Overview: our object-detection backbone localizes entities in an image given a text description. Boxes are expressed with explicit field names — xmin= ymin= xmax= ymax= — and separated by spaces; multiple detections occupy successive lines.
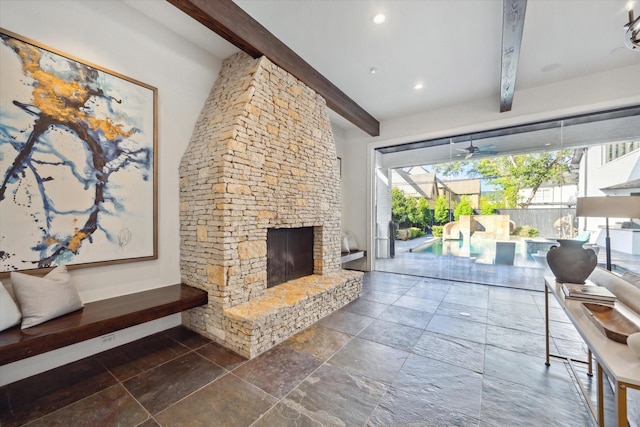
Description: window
xmin=604 ymin=140 xmax=640 ymax=163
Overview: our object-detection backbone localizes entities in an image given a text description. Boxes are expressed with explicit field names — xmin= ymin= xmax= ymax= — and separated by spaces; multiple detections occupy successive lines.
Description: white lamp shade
xmin=576 ymin=196 xmax=640 ymax=218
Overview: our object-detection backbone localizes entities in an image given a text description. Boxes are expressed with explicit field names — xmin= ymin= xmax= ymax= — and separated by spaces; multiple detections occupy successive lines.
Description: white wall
xmin=337 ymin=64 xmax=640 ymax=272
xmin=0 ymin=0 xmax=223 ymax=385
xmin=374 ymin=157 xmax=392 ymax=259
xmin=585 ymin=146 xmax=640 ymax=195
xmin=335 ymin=127 xmax=371 ymax=270
xmin=519 ymin=184 xmax=578 ymax=208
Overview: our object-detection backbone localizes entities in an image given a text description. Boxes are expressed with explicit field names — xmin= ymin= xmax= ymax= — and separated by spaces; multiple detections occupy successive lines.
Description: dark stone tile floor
xmin=0 ymin=271 xmax=609 ymax=426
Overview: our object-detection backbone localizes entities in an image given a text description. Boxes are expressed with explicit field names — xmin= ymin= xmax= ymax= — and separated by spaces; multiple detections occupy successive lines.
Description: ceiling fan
xmin=457 ymin=140 xmax=499 ymax=159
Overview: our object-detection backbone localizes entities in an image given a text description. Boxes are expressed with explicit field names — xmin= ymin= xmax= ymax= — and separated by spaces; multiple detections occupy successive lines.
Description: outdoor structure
xmin=444 ymin=179 xmax=481 ymax=209
xmin=519 ymin=183 xmax=578 ymax=209
xmin=579 ymin=142 xmax=640 ymax=255
xmin=443 ymin=215 xmax=512 ymax=241
xmin=392 ymin=166 xmax=482 ymax=208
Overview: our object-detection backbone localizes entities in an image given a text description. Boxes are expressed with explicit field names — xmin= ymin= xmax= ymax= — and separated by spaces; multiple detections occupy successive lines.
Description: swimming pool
xmin=412 ymin=237 xmax=539 ymax=268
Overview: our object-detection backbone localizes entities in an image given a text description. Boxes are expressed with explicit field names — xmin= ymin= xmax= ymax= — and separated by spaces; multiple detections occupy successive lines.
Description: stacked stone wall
xmin=179 ymin=52 xmax=358 ymax=356
xmin=224 ymin=270 xmax=362 ymax=357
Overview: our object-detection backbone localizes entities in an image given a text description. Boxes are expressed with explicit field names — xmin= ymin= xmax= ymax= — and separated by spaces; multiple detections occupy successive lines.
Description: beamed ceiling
xmin=126 ymin=0 xmax=639 ymax=139
xmin=166 ymin=0 xmax=530 ymax=135
xmin=167 ymin=0 xmax=380 ymax=137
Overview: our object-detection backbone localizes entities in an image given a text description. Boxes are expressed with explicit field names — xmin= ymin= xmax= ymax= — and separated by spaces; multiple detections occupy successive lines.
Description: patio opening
xmin=373 ymin=106 xmax=640 ymax=290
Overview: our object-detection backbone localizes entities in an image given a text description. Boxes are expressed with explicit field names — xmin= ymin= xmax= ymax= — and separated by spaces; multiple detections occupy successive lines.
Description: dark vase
xmin=546 ymin=239 xmax=598 ymax=284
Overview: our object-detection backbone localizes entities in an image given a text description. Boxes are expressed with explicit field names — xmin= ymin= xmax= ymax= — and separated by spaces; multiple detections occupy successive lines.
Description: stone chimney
xmin=179 ymin=52 xmax=362 ymax=358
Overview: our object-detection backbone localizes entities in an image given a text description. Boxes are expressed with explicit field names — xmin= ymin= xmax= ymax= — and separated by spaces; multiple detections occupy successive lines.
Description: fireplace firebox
xmin=267 ymin=227 xmax=314 ymax=288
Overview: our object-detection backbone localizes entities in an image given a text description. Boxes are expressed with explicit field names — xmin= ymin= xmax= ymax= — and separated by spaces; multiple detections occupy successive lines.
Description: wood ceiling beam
xmin=500 ymin=0 xmax=527 ymax=113
xmin=167 ymin=0 xmax=380 ymax=137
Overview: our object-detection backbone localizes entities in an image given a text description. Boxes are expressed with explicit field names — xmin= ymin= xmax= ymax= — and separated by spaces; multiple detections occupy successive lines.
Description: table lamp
xmin=576 ymin=196 xmax=640 ymax=271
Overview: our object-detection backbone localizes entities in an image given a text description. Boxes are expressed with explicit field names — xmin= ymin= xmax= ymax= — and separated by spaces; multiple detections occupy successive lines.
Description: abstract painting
xmin=0 ymin=29 xmax=157 ymax=275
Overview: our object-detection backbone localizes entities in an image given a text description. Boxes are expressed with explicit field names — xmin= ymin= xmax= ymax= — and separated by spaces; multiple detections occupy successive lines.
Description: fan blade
xmin=465 ymin=152 xmax=473 ymax=160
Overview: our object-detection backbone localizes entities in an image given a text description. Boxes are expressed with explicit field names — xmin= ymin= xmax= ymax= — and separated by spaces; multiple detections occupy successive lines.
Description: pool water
xmin=413 ymin=237 xmax=539 ymax=268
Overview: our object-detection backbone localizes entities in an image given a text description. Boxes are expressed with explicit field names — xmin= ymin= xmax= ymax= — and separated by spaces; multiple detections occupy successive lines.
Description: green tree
xmin=434 ymin=195 xmax=450 ymax=225
xmin=453 ymin=197 xmax=474 ymax=220
xmin=391 ymin=187 xmax=408 ymax=224
xmin=470 ymin=151 xmax=573 ymax=208
xmin=479 ymin=196 xmax=502 ymax=215
xmin=415 ymin=197 xmax=432 ymax=230
xmin=405 ymin=196 xmax=419 ymax=226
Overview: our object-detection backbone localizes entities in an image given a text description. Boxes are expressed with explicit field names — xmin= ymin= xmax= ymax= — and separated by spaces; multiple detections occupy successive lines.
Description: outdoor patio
xmin=375 ymin=235 xmax=640 ymax=291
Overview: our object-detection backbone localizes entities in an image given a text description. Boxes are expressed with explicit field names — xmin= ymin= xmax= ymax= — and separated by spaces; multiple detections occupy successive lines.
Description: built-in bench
xmin=0 ymin=284 xmax=208 ymax=366
xmin=341 ymin=250 xmax=366 ymax=264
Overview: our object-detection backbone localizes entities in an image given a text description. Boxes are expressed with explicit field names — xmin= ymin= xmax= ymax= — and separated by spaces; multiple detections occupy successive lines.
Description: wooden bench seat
xmin=341 ymin=250 xmax=366 ymax=264
xmin=0 ymin=284 xmax=207 ymax=366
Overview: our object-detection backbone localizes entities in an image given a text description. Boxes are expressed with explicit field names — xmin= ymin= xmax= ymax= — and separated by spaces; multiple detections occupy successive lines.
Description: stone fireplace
xmin=178 ymin=52 xmax=363 ymax=358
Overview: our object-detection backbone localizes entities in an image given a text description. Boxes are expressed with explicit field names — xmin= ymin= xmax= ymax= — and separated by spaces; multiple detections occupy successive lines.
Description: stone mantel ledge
xmin=224 ymin=270 xmax=363 ymax=323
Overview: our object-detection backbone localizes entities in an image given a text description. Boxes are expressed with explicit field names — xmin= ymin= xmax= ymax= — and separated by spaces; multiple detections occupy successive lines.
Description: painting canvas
xmin=0 ymin=29 xmax=157 ymax=275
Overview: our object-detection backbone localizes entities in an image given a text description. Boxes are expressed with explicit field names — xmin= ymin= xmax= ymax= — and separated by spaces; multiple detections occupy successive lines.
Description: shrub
xmin=512 ymin=226 xmax=540 ymax=237
xmin=453 ymin=197 xmax=474 ymax=221
xmin=479 ymin=195 xmax=502 ymax=215
xmin=397 ymin=227 xmax=425 ymax=240
xmin=479 ymin=201 xmax=496 ymax=215
xmin=410 ymin=227 xmax=425 ymax=239
xmin=434 ymin=195 xmax=449 ymax=225
xmin=432 ymin=225 xmax=444 ymax=237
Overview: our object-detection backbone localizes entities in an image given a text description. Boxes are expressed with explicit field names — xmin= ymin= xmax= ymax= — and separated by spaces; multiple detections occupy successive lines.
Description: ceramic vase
xmin=546 ymin=239 xmax=598 ymax=284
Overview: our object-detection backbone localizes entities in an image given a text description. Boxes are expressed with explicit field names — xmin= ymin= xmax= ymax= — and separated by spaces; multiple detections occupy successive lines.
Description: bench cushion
xmin=11 ymin=265 xmax=84 ymax=329
xmin=0 ymin=284 xmax=21 ymax=332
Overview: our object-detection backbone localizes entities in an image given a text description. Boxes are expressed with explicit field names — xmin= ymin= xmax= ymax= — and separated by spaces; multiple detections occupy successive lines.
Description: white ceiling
xmin=233 ymin=0 xmax=640 ymax=126
xmin=127 ymin=0 xmax=640 ymax=165
xmin=128 ymin=0 xmax=639 ymax=131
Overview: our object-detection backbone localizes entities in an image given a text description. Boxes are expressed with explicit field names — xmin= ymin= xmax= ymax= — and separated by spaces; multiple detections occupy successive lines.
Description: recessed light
xmin=370 ymin=67 xmax=378 ymax=74
xmin=414 ymin=82 xmax=424 ymax=90
xmin=372 ymin=13 xmax=386 ymax=24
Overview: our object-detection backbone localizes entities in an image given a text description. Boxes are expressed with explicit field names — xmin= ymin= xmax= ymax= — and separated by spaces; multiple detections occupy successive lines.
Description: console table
xmin=544 ymin=277 xmax=640 ymax=426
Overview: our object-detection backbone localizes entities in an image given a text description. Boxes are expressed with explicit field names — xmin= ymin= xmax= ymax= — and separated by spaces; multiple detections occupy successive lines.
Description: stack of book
xmin=561 ymin=281 xmax=617 ymax=306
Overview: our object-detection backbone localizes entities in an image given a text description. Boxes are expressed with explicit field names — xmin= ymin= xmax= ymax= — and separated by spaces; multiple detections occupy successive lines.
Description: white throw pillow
xmin=341 ymin=236 xmax=350 ymax=253
xmin=11 ymin=264 xmax=84 ymax=329
xmin=0 ymin=282 xmax=21 ymax=331
xmin=346 ymin=233 xmax=359 ymax=251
